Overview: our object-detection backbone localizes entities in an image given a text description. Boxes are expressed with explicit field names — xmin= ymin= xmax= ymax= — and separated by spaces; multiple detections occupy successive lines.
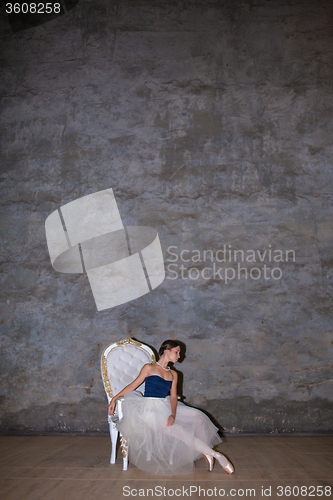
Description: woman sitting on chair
xmin=108 ymin=339 xmax=234 ymax=476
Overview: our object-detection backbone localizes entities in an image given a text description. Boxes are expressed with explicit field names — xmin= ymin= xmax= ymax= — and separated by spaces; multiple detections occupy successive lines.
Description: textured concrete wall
xmin=0 ymin=0 xmax=332 ymax=434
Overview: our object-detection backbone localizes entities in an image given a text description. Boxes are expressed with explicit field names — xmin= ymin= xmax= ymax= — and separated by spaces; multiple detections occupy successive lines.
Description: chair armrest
xmin=107 ymin=397 xmax=124 ymax=424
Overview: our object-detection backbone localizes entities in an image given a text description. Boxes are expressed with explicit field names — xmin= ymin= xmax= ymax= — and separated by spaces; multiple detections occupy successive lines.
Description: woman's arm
xmin=167 ymin=371 xmax=178 ymax=426
xmin=108 ymin=363 xmax=151 ymax=415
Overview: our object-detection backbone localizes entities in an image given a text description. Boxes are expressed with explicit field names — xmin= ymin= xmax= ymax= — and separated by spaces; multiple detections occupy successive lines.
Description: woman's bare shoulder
xmin=171 ymin=369 xmax=178 ymax=380
xmin=141 ymin=363 xmax=155 ymax=374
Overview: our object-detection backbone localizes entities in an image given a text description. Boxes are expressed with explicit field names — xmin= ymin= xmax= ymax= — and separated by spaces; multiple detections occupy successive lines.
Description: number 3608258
xmin=6 ymin=3 xmax=61 ymax=14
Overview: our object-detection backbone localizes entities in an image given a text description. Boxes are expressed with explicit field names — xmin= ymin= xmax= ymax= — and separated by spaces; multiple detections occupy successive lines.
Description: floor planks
xmin=0 ymin=435 xmax=332 ymax=499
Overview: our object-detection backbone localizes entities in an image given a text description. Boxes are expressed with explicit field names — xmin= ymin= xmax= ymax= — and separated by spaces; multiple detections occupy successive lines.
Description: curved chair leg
xmin=169 ymin=439 xmax=177 ymax=465
xmin=120 ymin=434 xmax=128 ymax=471
xmin=109 ymin=421 xmax=118 ymax=464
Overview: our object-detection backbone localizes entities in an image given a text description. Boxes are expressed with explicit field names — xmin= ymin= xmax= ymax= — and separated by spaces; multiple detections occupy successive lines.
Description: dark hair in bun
xmin=158 ymin=339 xmax=180 ymax=357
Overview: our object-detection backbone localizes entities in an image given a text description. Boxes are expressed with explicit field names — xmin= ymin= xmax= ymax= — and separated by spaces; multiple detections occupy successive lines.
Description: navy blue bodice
xmin=144 ymin=375 xmax=172 ymax=398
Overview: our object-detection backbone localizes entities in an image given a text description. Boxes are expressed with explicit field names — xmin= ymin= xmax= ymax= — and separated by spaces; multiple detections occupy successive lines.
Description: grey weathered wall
xmin=0 ymin=0 xmax=332 ymax=434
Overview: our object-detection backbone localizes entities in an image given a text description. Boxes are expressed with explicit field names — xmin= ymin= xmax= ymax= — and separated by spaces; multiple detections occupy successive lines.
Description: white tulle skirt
xmin=117 ymin=392 xmax=222 ymax=475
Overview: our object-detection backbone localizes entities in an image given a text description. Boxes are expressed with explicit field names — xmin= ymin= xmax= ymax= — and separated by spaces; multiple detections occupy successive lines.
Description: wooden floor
xmin=0 ymin=435 xmax=332 ymax=499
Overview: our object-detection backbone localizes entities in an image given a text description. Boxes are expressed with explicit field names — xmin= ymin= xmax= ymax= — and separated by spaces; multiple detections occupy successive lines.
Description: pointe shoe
xmin=203 ymin=454 xmax=214 ymax=472
xmin=215 ymin=453 xmax=235 ymax=474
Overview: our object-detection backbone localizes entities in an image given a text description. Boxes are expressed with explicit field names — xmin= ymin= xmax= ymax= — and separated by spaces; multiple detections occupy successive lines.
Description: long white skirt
xmin=117 ymin=392 xmax=222 ymax=475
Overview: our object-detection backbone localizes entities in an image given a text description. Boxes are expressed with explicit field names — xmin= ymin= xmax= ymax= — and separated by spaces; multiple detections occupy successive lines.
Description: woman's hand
xmin=167 ymin=414 xmax=175 ymax=426
xmin=108 ymin=398 xmax=116 ymax=416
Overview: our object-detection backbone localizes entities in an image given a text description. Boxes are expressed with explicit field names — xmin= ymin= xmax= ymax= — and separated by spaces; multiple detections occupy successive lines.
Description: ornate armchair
xmin=101 ymin=338 xmax=155 ymax=470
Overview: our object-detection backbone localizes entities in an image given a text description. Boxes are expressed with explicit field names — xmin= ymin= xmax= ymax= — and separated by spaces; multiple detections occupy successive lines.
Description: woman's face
xmin=167 ymin=346 xmax=181 ymax=363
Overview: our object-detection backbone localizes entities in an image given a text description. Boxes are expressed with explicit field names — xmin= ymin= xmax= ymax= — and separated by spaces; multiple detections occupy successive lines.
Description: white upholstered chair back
xmin=101 ymin=338 xmax=156 ymax=469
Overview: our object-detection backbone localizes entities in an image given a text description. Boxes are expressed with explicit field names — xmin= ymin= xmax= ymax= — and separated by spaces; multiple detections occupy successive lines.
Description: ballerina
xmin=108 ymin=339 xmax=234 ymax=475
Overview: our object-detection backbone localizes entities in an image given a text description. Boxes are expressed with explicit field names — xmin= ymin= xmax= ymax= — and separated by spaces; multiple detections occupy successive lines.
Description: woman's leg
xmin=165 ymin=423 xmax=230 ymax=466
